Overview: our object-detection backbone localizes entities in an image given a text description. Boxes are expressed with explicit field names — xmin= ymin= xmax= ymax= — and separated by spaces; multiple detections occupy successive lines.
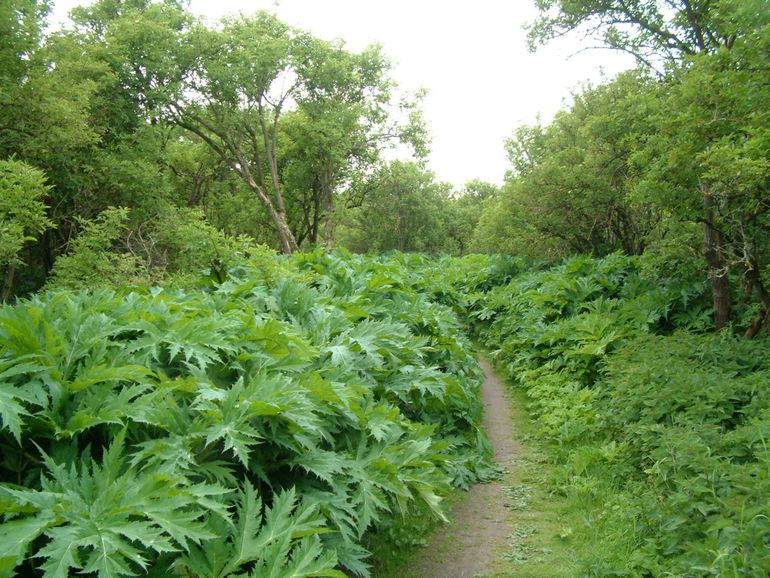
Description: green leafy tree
xmin=337 ymin=161 xmax=454 ymax=254
xmin=279 ymin=44 xmax=426 ymax=250
xmin=444 ymin=180 xmax=498 ymax=255
xmin=471 ymin=184 xmax=562 ymax=258
xmin=0 ymin=0 xmax=49 ymax=84
xmin=0 ymin=160 xmax=54 ymax=300
xmin=0 ymin=0 xmax=53 ymax=151
xmin=635 ymin=16 xmax=770 ymax=332
xmin=529 ymin=0 xmax=770 ymax=332
xmin=162 ymin=13 xmax=307 ymax=253
xmin=528 ymin=0 xmax=736 ymax=66
xmin=0 ymin=0 xmax=192 ymax=294
xmin=163 ymin=12 xmax=422 ymax=254
xmin=483 ymin=71 xmax=660 ymax=258
xmin=1 ymin=1 xmax=103 ymax=261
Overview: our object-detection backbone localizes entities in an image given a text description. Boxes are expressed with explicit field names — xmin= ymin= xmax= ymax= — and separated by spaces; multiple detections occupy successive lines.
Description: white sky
xmin=50 ymin=0 xmax=636 ymax=189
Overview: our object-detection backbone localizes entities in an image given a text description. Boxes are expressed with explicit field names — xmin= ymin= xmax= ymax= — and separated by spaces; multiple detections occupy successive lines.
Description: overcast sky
xmin=50 ymin=0 xmax=636 ymax=189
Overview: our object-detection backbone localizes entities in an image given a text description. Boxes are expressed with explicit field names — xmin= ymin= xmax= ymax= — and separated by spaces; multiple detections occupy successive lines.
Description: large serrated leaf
xmin=0 ymin=514 xmax=54 ymax=575
xmin=0 ymin=383 xmax=30 ymax=443
xmin=69 ymin=364 xmax=153 ymax=393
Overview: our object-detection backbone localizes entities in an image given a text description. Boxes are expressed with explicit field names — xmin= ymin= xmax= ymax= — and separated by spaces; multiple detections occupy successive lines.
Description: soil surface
xmin=407 ymin=357 xmax=520 ymax=577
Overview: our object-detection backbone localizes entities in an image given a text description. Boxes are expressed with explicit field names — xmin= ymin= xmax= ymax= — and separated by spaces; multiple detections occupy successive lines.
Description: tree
xmin=528 ymin=0 xmax=770 ymax=332
xmin=0 ymin=0 xmax=189 ymax=291
xmin=0 ymin=160 xmax=54 ymax=300
xmin=280 ymin=41 xmax=425 ymax=250
xmin=633 ymin=12 xmax=770 ymax=331
xmin=337 ymin=161 xmax=453 ymax=254
xmin=160 ymin=14 xmax=300 ymax=253
xmin=444 ymin=180 xmax=499 ymax=255
xmin=486 ymin=71 xmax=660 ymax=258
xmin=168 ymin=14 xmax=303 ymax=252
xmin=528 ymin=0 xmax=735 ymax=67
xmin=0 ymin=0 xmax=50 ymax=99
xmin=164 ymin=13 xmax=422 ymax=253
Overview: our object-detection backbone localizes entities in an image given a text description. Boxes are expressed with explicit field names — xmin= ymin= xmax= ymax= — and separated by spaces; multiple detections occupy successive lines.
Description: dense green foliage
xmin=45 ymin=206 xmax=262 ymax=291
xmin=336 ymin=162 xmax=494 ymax=255
xmin=3 ymin=0 xmax=770 ymax=575
xmin=449 ymin=252 xmax=770 ymax=575
xmin=6 ymin=247 xmax=770 ymax=576
xmin=0 ymin=160 xmax=55 ymax=300
xmin=475 ymin=0 xmax=770 ymax=333
xmin=3 ymin=1 xmax=768 ymax=333
xmin=0 ymin=252 xmax=495 ymax=577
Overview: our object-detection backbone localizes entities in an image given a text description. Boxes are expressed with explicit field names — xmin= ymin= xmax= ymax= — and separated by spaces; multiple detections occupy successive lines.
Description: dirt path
xmin=407 ymin=356 xmax=520 ymax=577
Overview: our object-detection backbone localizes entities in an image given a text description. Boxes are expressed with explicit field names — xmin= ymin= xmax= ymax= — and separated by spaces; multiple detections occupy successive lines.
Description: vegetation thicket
xmin=0 ymin=250 xmax=498 ymax=576
xmin=484 ymin=0 xmax=770 ymax=335
xmin=439 ymin=252 xmax=770 ymax=575
xmin=5 ymin=0 xmax=768 ymax=336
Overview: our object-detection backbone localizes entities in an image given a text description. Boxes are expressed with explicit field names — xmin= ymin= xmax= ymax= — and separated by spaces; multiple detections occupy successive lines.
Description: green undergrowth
xmin=449 ymin=252 xmax=770 ymax=576
xmin=4 ymin=249 xmax=770 ymax=577
xmin=366 ymin=485 xmax=464 ymax=577
xmin=370 ymin=364 xmax=585 ymax=578
xmin=0 ymin=251 xmax=497 ymax=577
xmin=486 ymin=386 xmax=586 ymax=578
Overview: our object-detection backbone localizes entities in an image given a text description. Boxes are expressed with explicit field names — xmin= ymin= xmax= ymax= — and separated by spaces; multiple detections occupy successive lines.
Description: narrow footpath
xmin=407 ymin=356 xmax=520 ymax=577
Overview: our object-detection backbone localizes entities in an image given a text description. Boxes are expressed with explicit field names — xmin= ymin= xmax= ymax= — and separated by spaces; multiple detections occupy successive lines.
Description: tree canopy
xmin=470 ymin=0 xmax=770 ymax=333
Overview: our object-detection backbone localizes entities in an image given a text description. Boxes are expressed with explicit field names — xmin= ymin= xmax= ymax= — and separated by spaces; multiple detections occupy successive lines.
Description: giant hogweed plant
xmin=0 ymin=255 xmax=493 ymax=577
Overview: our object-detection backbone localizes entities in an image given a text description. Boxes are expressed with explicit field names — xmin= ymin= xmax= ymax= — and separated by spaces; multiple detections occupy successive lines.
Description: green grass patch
xmin=485 ymin=385 xmax=587 ymax=578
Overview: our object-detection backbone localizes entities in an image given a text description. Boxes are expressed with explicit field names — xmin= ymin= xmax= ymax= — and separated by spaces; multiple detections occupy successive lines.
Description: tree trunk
xmin=311 ymin=192 xmax=320 ymax=245
xmin=237 ymin=160 xmax=299 ymax=254
xmin=2 ymin=264 xmax=16 ymax=302
xmin=323 ymin=187 xmax=334 ymax=251
xmin=745 ymin=307 xmax=770 ymax=339
xmin=703 ymin=187 xmax=731 ymax=330
xmin=274 ymin=211 xmax=299 ymax=254
xmin=743 ymin=257 xmax=770 ymax=338
xmin=260 ymin=111 xmax=296 ymax=252
xmin=321 ymin=162 xmax=335 ymax=251
xmin=171 ymin=111 xmax=300 ymax=254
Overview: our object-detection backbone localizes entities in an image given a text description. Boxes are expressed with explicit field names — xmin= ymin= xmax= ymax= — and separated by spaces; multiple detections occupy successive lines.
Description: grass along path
xmin=381 ymin=356 xmax=583 ymax=578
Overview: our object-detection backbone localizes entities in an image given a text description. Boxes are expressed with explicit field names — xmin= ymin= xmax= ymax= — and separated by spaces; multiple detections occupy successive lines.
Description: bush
xmin=0 ymin=251 xmax=494 ymax=577
xmin=46 ymin=206 xmax=284 ymax=291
